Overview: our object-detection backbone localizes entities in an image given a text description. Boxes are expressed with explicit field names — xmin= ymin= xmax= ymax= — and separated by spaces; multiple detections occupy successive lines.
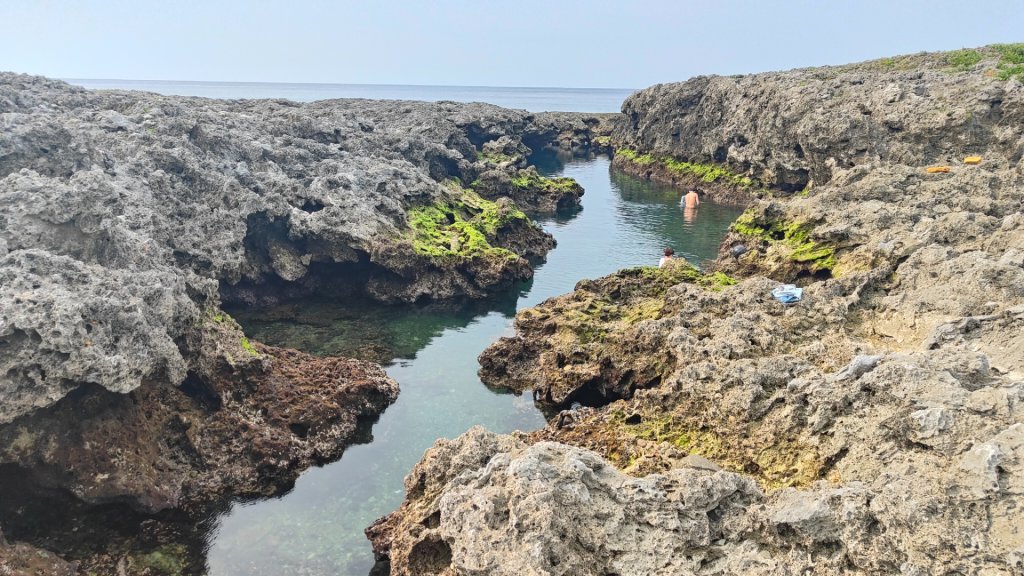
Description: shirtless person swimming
xmin=682 ymin=189 xmax=700 ymax=208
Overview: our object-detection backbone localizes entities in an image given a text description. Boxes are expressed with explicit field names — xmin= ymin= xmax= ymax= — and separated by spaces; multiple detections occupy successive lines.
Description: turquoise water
xmin=216 ymin=154 xmax=744 ymax=575
xmin=64 ymin=79 xmax=635 ymax=113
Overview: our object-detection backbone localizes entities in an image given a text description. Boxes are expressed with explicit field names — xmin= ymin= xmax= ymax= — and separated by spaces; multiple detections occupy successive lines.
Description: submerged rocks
xmin=0 ymin=313 xmax=399 ymax=512
xmin=0 ymin=73 xmax=614 ymax=565
xmin=0 ymin=528 xmax=77 ymax=576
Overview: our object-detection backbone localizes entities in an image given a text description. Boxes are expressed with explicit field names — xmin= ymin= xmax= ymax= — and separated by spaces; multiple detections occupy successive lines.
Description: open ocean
xmin=64 ymin=79 xmax=636 ymax=113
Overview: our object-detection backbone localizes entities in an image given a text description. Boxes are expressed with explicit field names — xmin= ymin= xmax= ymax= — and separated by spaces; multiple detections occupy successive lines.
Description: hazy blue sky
xmin=2 ymin=0 xmax=1022 ymax=88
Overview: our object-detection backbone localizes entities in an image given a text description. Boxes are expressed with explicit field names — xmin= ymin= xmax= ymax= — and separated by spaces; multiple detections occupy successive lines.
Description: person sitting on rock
xmin=659 ymin=247 xmax=674 ymax=268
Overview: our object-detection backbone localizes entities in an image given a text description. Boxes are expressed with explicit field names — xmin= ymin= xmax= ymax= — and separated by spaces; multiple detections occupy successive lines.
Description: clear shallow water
xmin=64 ymin=79 xmax=635 ymax=113
xmin=216 ymin=154 xmax=744 ymax=575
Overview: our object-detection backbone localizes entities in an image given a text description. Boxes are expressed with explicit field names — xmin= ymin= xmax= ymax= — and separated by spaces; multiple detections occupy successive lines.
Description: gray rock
xmin=385 ymin=47 xmax=1024 ymax=576
xmin=0 ymin=249 xmax=207 ymax=423
xmin=0 ymin=72 xmax=594 ymax=422
xmin=831 ymin=354 xmax=882 ymax=382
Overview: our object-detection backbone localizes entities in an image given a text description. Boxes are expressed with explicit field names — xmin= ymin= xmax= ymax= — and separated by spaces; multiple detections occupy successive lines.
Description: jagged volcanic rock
xmin=0 ymin=526 xmax=77 ymax=576
xmin=376 ymin=47 xmax=1024 ymax=575
xmin=0 ymin=72 xmax=610 ymax=566
xmin=0 ymin=72 xmax=607 ymax=427
xmin=611 ymin=48 xmax=1022 ymax=193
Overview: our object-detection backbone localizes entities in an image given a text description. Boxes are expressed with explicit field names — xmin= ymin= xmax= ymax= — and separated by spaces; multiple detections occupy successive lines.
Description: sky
xmin=1 ymin=0 xmax=1022 ymax=89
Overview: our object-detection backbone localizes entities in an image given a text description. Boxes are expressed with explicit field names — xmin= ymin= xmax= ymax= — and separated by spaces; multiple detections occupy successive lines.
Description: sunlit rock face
xmin=377 ymin=48 xmax=1024 ymax=576
xmin=0 ymin=72 xmax=612 ymax=518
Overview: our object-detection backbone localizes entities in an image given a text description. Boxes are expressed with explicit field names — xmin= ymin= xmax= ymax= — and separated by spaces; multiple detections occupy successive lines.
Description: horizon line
xmin=63 ymin=77 xmax=640 ymax=92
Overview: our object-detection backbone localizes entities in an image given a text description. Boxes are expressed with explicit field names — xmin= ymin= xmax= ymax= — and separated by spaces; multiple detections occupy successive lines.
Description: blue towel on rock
xmin=772 ymin=284 xmax=803 ymax=304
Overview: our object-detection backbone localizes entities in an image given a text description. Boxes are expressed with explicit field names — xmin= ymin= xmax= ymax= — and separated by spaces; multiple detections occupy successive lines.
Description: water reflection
xmin=206 ymin=156 xmax=744 ymax=575
xmin=0 ymin=154 xmax=743 ymax=576
xmin=609 ymin=169 xmax=742 ymax=268
xmin=225 ymin=292 xmax=522 ymax=365
xmin=683 ymin=205 xmax=697 ymax=224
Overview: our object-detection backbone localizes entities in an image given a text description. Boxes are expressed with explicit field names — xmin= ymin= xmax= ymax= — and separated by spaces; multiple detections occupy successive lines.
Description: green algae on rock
xmin=616 ymin=148 xmax=756 ymax=188
xmin=406 ymin=185 xmax=527 ymax=262
xmin=478 ymin=260 xmax=744 ymax=406
xmin=730 ymin=209 xmax=837 ymax=273
xmin=611 ymin=147 xmax=760 ymax=205
xmin=471 ymin=165 xmax=585 ymax=213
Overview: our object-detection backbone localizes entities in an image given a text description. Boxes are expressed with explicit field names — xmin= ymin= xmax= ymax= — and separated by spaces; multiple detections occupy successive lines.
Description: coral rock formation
xmin=376 ymin=46 xmax=1024 ymax=576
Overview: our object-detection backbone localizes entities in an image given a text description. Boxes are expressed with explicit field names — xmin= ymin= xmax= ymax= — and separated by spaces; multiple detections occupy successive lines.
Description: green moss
xmin=635 ymin=263 xmax=702 ymax=291
xmin=616 ymin=148 xmax=754 ymax=187
xmin=592 ymin=135 xmax=611 ymax=146
xmin=573 ymin=322 xmax=608 ymax=344
xmin=406 ymin=185 xmax=526 ymax=261
xmin=509 ymin=171 xmax=581 ymax=195
xmin=732 ymin=210 xmax=836 ymax=271
xmin=615 ymin=148 xmax=656 ymax=166
xmin=240 ymin=336 xmax=259 ymax=356
xmin=662 ymin=157 xmax=754 ymax=187
xmin=731 ymin=210 xmax=772 ymax=240
xmin=476 ymin=150 xmax=518 ymax=164
xmin=133 ymin=544 xmax=188 ymax=575
xmin=700 ymin=271 xmax=737 ymax=290
xmin=612 ymin=411 xmax=823 ymax=488
xmin=622 ymin=297 xmax=664 ymax=324
xmin=790 ymin=242 xmax=837 ymax=268
xmin=946 ymin=48 xmax=983 ymax=71
xmin=617 ymin=412 xmax=724 ymax=458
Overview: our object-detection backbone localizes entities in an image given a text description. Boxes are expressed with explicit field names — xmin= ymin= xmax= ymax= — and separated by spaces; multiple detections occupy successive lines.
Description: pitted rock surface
xmin=611 ymin=48 xmax=1023 ymax=192
xmin=0 ymin=526 xmax=77 ymax=576
xmin=0 ymin=314 xmax=399 ymax=513
xmin=383 ymin=48 xmax=1024 ymax=575
xmin=0 ymin=72 xmax=599 ymax=424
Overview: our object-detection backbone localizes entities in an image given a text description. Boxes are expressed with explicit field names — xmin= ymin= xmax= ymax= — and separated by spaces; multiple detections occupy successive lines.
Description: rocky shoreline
xmin=0 ymin=73 xmax=609 ymax=569
xmin=1 ymin=43 xmax=1022 ymax=574
xmin=373 ymin=46 xmax=1024 ymax=575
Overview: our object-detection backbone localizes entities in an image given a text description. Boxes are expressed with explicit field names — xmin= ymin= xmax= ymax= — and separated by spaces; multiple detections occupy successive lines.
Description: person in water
xmin=682 ymin=189 xmax=700 ymax=208
xmin=659 ymin=247 xmax=674 ymax=268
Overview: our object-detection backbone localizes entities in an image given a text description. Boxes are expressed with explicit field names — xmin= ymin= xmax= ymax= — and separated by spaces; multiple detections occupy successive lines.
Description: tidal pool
xmin=215 ymin=153 xmax=745 ymax=575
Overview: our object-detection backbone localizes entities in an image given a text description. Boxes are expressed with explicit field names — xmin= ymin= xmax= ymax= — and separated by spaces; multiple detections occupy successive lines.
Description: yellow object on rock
xmin=964 ymin=156 xmax=982 ymax=165
xmin=926 ymin=166 xmax=951 ymax=173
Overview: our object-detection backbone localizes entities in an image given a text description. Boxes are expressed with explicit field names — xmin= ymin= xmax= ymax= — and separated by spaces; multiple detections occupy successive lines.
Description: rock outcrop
xmin=376 ymin=46 xmax=1024 ymax=575
xmin=0 ymin=320 xmax=398 ymax=512
xmin=0 ymin=73 xmax=608 ymax=567
xmin=0 ymin=527 xmax=77 ymax=576
xmin=368 ymin=427 xmax=764 ymax=576
xmin=612 ymin=47 xmax=1022 ymax=193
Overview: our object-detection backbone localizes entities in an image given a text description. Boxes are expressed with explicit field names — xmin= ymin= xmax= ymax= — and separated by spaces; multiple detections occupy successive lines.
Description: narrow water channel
xmin=216 ymin=154 xmax=745 ymax=575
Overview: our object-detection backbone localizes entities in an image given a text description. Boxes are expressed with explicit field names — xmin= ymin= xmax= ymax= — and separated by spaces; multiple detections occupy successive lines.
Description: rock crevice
xmin=378 ymin=46 xmax=1024 ymax=576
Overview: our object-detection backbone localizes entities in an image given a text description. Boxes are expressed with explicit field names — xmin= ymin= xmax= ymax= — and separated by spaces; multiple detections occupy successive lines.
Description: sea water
xmin=65 ymin=79 xmax=635 ymax=113
xmin=6 ymin=82 xmax=741 ymax=575
xmin=218 ymin=153 xmax=744 ymax=575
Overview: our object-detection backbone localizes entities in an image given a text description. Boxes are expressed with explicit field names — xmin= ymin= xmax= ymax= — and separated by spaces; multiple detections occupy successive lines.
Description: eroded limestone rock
xmin=383 ymin=47 xmax=1024 ymax=575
